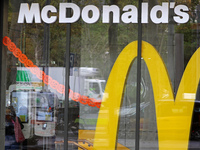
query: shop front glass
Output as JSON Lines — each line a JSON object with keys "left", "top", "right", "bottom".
{"left": 2, "top": 0, "right": 200, "bottom": 150}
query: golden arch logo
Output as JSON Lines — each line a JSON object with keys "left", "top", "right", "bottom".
{"left": 93, "top": 41, "right": 200, "bottom": 150}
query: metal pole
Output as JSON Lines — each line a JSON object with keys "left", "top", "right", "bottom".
{"left": 135, "top": 0, "right": 142, "bottom": 149}
{"left": 167, "top": 0, "right": 175, "bottom": 91}
{"left": 64, "top": 0, "right": 71, "bottom": 149}
{"left": 0, "top": 0, "right": 7, "bottom": 149}
{"left": 43, "top": 0, "right": 50, "bottom": 91}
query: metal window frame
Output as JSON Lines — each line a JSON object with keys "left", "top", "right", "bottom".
{"left": 0, "top": 0, "right": 8, "bottom": 149}
{"left": 136, "top": 0, "right": 143, "bottom": 149}
{"left": 64, "top": 0, "right": 71, "bottom": 149}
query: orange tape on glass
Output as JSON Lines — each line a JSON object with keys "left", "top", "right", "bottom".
{"left": 3, "top": 36, "right": 101, "bottom": 108}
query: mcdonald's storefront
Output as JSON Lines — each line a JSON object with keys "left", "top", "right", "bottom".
{"left": 1, "top": 0, "right": 200, "bottom": 150}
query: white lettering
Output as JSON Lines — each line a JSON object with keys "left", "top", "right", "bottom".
{"left": 41, "top": 5, "right": 57, "bottom": 24}
{"left": 17, "top": 3, "right": 41, "bottom": 23}
{"left": 82, "top": 5, "right": 100, "bottom": 24}
{"left": 17, "top": 2, "right": 189, "bottom": 24}
{"left": 150, "top": 2, "right": 169, "bottom": 24}
{"left": 103, "top": 5, "right": 120, "bottom": 23}
{"left": 121, "top": 5, "right": 137, "bottom": 23}
{"left": 59, "top": 3, "right": 80, "bottom": 23}
{"left": 174, "top": 5, "right": 189, "bottom": 24}
{"left": 170, "top": 2, "right": 175, "bottom": 9}
{"left": 142, "top": 3, "right": 148, "bottom": 23}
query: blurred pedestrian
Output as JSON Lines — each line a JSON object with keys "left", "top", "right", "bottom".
{"left": 5, "top": 106, "right": 24, "bottom": 150}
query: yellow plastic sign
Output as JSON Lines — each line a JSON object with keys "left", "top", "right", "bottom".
{"left": 94, "top": 41, "right": 200, "bottom": 150}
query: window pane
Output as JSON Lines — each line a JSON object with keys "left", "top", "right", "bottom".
{"left": 2, "top": 0, "right": 200, "bottom": 150}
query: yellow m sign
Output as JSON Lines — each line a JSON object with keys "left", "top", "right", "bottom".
{"left": 93, "top": 41, "right": 200, "bottom": 150}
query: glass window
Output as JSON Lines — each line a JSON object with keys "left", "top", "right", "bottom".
{"left": 2, "top": 0, "right": 200, "bottom": 150}
{"left": 89, "top": 82, "right": 100, "bottom": 94}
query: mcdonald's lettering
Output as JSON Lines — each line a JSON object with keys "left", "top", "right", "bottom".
{"left": 17, "top": 3, "right": 189, "bottom": 24}
{"left": 94, "top": 41, "right": 200, "bottom": 150}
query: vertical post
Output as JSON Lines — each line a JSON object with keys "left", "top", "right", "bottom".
{"left": 43, "top": 0, "right": 50, "bottom": 91}
{"left": 64, "top": 0, "right": 71, "bottom": 149}
{"left": 167, "top": 0, "right": 175, "bottom": 90}
{"left": 0, "top": 0, "right": 7, "bottom": 149}
{"left": 135, "top": 0, "right": 142, "bottom": 150}
{"left": 43, "top": 0, "right": 50, "bottom": 68}
{"left": 174, "top": 34, "right": 184, "bottom": 94}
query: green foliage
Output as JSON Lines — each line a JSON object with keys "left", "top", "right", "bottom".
{"left": 176, "top": 23, "right": 197, "bottom": 68}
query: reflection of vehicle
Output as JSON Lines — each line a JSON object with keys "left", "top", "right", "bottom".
{"left": 120, "top": 102, "right": 150, "bottom": 117}
{"left": 190, "top": 124, "right": 200, "bottom": 140}
{"left": 34, "top": 92, "right": 58, "bottom": 137}
{"left": 16, "top": 67, "right": 106, "bottom": 101}
{"left": 9, "top": 90, "right": 31, "bottom": 139}
{"left": 8, "top": 85, "right": 59, "bottom": 139}
{"left": 118, "top": 102, "right": 150, "bottom": 137}
{"left": 83, "top": 79, "right": 105, "bottom": 100}
{"left": 60, "top": 67, "right": 106, "bottom": 101}
{"left": 190, "top": 100, "right": 200, "bottom": 140}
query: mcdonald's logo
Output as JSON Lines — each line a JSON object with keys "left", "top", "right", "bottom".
{"left": 93, "top": 41, "right": 200, "bottom": 150}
